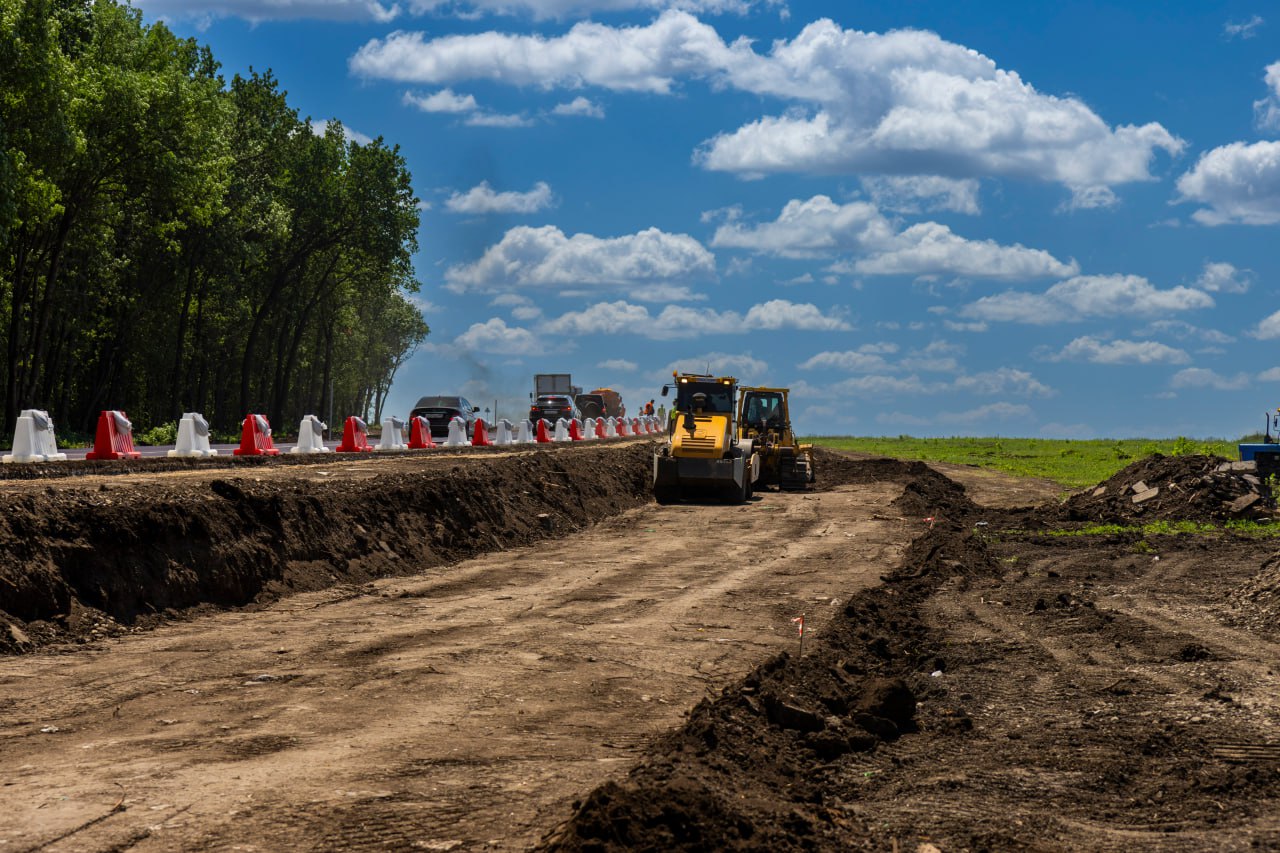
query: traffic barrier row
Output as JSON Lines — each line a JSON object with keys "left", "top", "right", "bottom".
{"left": 2, "top": 410, "right": 665, "bottom": 463}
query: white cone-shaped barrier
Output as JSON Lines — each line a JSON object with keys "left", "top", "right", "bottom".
{"left": 583, "top": 417, "right": 597, "bottom": 440}
{"left": 515, "top": 419, "right": 535, "bottom": 444}
{"left": 604, "top": 417, "right": 619, "bottom": 438}
{"left": 377, "top": 416, "right": 407, "bottom": 451}
{"left": 289, "top": 414, "right": 330, "bottom": 454}
{"left": 168, "top": 412, "right": 217, "bottom": 457}
{"left": 445, "top": 416, "right": 469, "bottom": 446}
{"left": 553, "top": 417, "right": 571, "bottom": 442}
{"left": 495, "top": 419, "right": 514, "bottom": 446}
{"left": 4, "top": 409, "right": 66, "bottom": 463}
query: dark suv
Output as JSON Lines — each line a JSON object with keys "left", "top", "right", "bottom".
{"left": 410, "top": 396, "right": 477, "bottom": 439}
{"left": 528, "top": 394, "right": 578, "bottom": 424}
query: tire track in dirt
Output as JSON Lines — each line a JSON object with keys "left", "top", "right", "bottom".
{"left": 0, "top": 482, "right": 908, "bottom": 852}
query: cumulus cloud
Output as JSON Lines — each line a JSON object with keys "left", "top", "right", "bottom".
{"left": 800, "top": 341, "right": 956, "bottom": 373}
{"left": 1225, "top": 15, "right": 1265, "bottom": 39}
{"left": 540, "top": 299, "right": 849, "bottom": 339}
{"left": 404, "top": 88, "right": 478, "bottom": 113}
{"left": 454, "top": 317, "right": 546, "bottom": 354}
{"left": 351, "top": 12, "right": 1182, "bottom": 195}
{"left": 799, "top": 351, "right": 893, "bottom": 372}
{"left": 1252, "top": 309, "right": 1280, "bottom": 340}
{"left": 598, "top": 358, "right": 637, "bottom": 371}
{"left": 661, "top": 351, "right": 768, "bottom": 380}
{"left": 464, "top": 112, "right": 534, "bottom": 127}
{"left": 137, "top": 0, "right": 399, "bottom": 22}
{"left": 445, "top": 181, "right": 555, "bottom": 214}
{"left": 1175, "top": 140, "right": 1280, "bottom": 225}
{"left": 1135, "top": 319, "right": 1235, "bottom": 345}
{"left": 445, "top": 225, "right": 716, "bottom": 294}
{"left": 1255, "top": 61, "right": 1280, "bottom": 130}
{"left": 711, "top": 195, "right": 1076, "bottom": 279}
{"left": 1044, "top": 336, "right": 1190, "bottom": 365}
{"left": 953, "top": 368, "right": 1053, "bottom": 397}
{"left": 551, "top": 96, "right": 605, "bottom": 118}
{"left": 406, "top": 0, "right": 774, "bottom": 19}
{"left": 962, "top": 274, "right": 1214, "bottom": 324}
{"left": 309, "top": 119, "right": 375, "bottom": 146}
{"left": 1170, "top": 367, "right": 1250, "bottom": 391}
{"left": 1194, "top": 261, "right": 1252, "bottom": 294}
{"left": 860, "top": 175, "right": 980, "bottom": 215}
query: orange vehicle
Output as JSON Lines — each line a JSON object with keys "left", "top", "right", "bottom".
{"left": 577, "top": 387, "right": 625, "bottom": 420}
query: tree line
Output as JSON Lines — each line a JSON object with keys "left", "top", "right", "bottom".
{"left": 0, "top": 0, "right": 428, "bottom": 439}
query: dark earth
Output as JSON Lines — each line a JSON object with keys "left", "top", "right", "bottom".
{"left": 2, "top": 445, "right": 1279, "bottom": 850}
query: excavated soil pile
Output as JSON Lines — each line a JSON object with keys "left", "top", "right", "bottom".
{"left": 0, "top": 444, "right": 656, "bottom": 653}
{"left": 540, "top": 462, "right": 987, "bottom": 851}
{"left": 1057, "top": 453, "right": 1275, "bottom": 523}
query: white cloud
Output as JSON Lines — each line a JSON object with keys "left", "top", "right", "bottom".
{"left": 1195, "top": 261, "right": 1252, "bottom": 294}
{"left": 799, "top": 351, "right": 893, "bottom": 372}
{"left": 444, "top": 225, "right": 716, "bottom": 294}
{"left": 1253, "top": 309, "right": 1280, "bottom": 340}
{"left": 944, "top": 320, "right": 988, "bottom": 332}
{"left": 351, "top": 13, "right": 1182, "bottom": 195}
{"left": 511, "top": 305, "right": 542, "bottom": 320}
{"left": 138, "top": 0, "right": 399, "bottom": 22}
{"left": 598, "top": 358, "right": 637, "bottom": 371}
{"left": 1044, "top": 336, "right": 1190, "bottom": 365}
{"left": 406, "top": 0, "right": 774, "bottom": 19}
{"left": 309, "top": 119, "right": 375, "bottom": 145}
{"left": 1259, "top": 367, "right": 1280, "bottom": 381}
{"left": 1255, "top": 61, "right": 1280, "bottom": 130}
{"left": 711, "top": 195, "right": 1075, "bottom": 279}
{"left": 464, "top": 112, "right": 534, "bottom": 127}
{"left": 454, "top": 317, "right": 546, "bottom": 354}
{"left": 541, "top": 298, "right": 848, "bottom": 339}
{"left": 445, "top": 181, "right": 555, "bottom": 214}
{"left": 1170, "top": 368, "right": 1250, "bottom": 391}
{"left": 551, "top": 96, "right": 605, "bottom": 118}
{"left": 861, "top": 175, "right": 980, "bottom": 215}
{"left": 661, "top": 351, "right": 768, "bottom": 381}
{"left": 404, "top": 88, "right": 478, "bottom": 113}
{"left": 800, "top": 341, "right": 956, "bottom": 373}
{"left": 1135, "top": 319, "right": 1234, "bottom": 345}
{"left": 1175, "top": 140, "right": 1280, "bottom": 225}
{"left": 953, "top": 368, "right": 1053, "bottom": 397}
{"left": 1225, "top": 15, "right": 1265, "bottom": 39}
{"left": 962, "top": 274, "right": 1214, "bottom": 324}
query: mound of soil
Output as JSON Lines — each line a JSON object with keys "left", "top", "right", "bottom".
{"left": 0, "top": 444, "right": 657, "bottom": 653}
{"left": 1058, "top": 454, "right": 1275, "bottom": 524}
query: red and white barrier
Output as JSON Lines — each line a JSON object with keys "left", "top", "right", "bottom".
{"left": 553, "top": 418, "right": 571, "bottom": 442}
{"left": 536, "top": 418, "right": 553, "bottom": 443}
{"left": 445, "top": 416, "right": 469, "bottom": 446}
{"left": 337, "top": 416, "right": 373, "bottom": 453}
{"left": 376, "top": 416, "right": 407, "bottom": 451}
{"left": 169, "top": 412, "right": 217, "bottom": 457}
{"left": 495, "top": 419, "right": 515, "bottom": 446}
{"left": 515, "top": 419, "right": 535, "bottom": 444}
{"left": 4, "top": 409, "right": 66, "bottom": 464}
{"left": 472, "top": 417, "right": 493, "bottom": 447}
{"left": 616, "top": 417, "right": 630, "bottom": 437}
{"left": 569, "top": 418, "right": 585, "bottom": 441}
{"left": 233, "top": 413, "right": 280, "bottom": 457}
{"left": 85, "top": 410, "right": 142, "bottom": 460}
{"left": 409, "top": 415, "right": 437, "bottom": 449}
{"left": 581, "top": 417, "right": 597, "bottom": 440}
{"left": 604, "top": 417, "right": 618, "bottom": 438}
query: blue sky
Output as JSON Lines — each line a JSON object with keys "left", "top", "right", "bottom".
{"left": 136, "top": 0, "right": 1280, "bottom": 438}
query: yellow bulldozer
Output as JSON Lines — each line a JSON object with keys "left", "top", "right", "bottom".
{"left": 652, "top": 372, "right": 760, "bottom": 504}
{"left": 737, "top": 387, "right": 814, "bottom": 490}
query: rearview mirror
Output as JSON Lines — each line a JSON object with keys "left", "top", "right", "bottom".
{"left": 660, "top": 385, "right": 668, "bottom": 397}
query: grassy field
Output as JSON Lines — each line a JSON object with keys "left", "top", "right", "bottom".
{"left": 806, "top": 436, "right": 1242, "bottom": 489}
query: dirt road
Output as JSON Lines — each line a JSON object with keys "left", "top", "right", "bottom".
{"left": 0, "top": 480, "right": 907, "bottom": 851}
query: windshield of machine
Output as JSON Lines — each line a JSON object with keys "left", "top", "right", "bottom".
{"left": 676, "top": 382, "right": 734, "bottom": 413}
{"left": 744, "top": 393, "right": 783, "bottom": 426}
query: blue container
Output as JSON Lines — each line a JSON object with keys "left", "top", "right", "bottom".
{"left": 1238, "top": 443, "right": 1280, "bottom": 462}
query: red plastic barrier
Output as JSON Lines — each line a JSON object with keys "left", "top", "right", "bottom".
{"left": 336, "top": 416, "right": 373, "bottom": 453}
{"left": 409, "top": 415, "right": 436, "bottom": 449}
{"left": 85, "top": 410, "right": 141, "bottom": 460}
{"left": 233, "top": 413, "right": 280, "bottom": 457}
{"left": 569, "top": 419, "right": 584, "bottom": 441}
{"left": 616, "top": 418, "right": 630, "bottom": 437}
{"left": 595, "top": 418, "right": 607, "bottom": 439}
{"left": 472, "top": 417, "right": 492, "bottom": 447}
{"left": 536, "top": 419, "right": 552, "bottom": 443}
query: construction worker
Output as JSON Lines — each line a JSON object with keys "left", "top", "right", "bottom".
{"left": 644, "top": 399, "right": 655, "bottom": 416}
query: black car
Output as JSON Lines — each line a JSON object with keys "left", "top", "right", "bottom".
{"left": 528, "top": 394, "right": 578, "bottom": 424}
{"left": 410, "top": 396, "right": 478, "bottom": 439}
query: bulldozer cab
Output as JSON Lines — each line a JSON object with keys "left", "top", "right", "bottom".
{"left": 741, "top": 390, "right": 787, "bottom": 435}
{"left": 737, "top": 386, "right": 814, "bottom": 490}
{"left": 672, "top": 376, "right": 736, "bottom": 415}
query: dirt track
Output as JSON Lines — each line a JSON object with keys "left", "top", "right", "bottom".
{"left": 5, "top": 447, "right": 1280, "bottom": 851}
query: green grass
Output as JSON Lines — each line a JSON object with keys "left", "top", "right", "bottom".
{"left": 805, "top": 436, "right": 1240, "bottom": 489}
{"left": 1003, "top": 519, "right": 1280, "bottom": 539}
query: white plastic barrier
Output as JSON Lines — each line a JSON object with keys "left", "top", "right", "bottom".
{"left": 445, "top": 416, "right": 468, "bottom": 446}
{"left": 553, "top": 417, "right": 570, "bottom": 442}
{"left": 288, "top": 414, "right": 330, "bottom": 454}
{"left": 168, "top": 412, "right": 217, "bottom": 457}
{"left": 582, "top": 417, "right": 597, "bottom": 440}
{"left": 3, "top": 409, "right": 67, "bottom": 464}
{"left": 604, "top": 416, "right": 618, "bottom": 438}
{"left": 495, "top": 419, "right": 515, "bottom": 446}
{"left": 377, "top": 416, "right": 407, "bottom": 451}
{"left": 515, "top": 419, "right": 535, "bottom": 444}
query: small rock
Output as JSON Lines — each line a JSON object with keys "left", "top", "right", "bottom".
{"left": 8, "top": 623, "right": 30, "bottom": 646}
{"left": 1092, "top": 486, "right": 1106, "bottom": 497}
{"left": 1228, "top": 494, "right": 1261, "bottom": 513}
{"left": 1130, "top": 480, "right": 1149, "bottom": 494}
{"left": 1131, "top": 487, "right": 1159, "bottom": 504}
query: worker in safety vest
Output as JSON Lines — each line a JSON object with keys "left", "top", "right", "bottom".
{"left": 644, "top": 400, "right": 655, "bottom": 416}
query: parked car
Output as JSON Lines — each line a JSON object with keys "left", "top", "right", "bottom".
{"left": 528, "top": 393, "right": 578, "bottom": 424}
{"left": 410, "top": 396, "right": 478, "bottom": 439}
